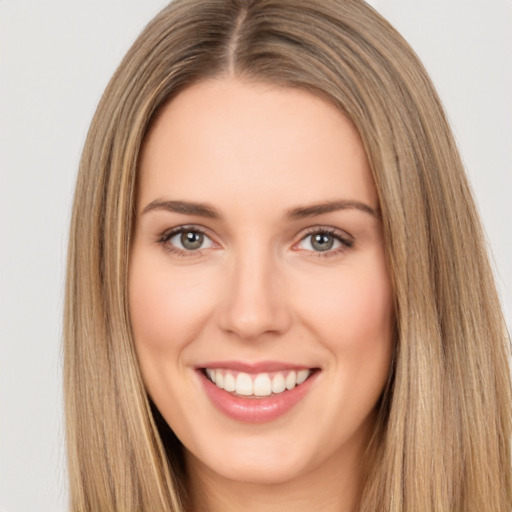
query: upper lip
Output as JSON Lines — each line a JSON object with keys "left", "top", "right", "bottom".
{"left": 197, "top": 360, "right": 316, "bottom": 373}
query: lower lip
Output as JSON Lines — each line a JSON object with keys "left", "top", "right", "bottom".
{"left": 199, "top": 370, "right": 319, "bottom": 423}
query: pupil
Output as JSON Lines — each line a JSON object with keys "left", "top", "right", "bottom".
{"left": 312, "top": 233, "right": 333, "bottom": 251}
{"left": 181, "top": 231, "right": 203, "bottom": 250}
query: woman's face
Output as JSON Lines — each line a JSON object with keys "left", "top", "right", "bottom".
{"left": 129, "top": 78, "right": 394, "bottom": 487}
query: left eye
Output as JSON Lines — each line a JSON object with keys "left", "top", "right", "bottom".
{"left": 167, "top": 229, "right": 215, "bottom": 251}
{"left": 297, "top": 231, "right": 350, "bottom": 252}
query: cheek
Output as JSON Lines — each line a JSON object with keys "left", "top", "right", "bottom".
{"left": 338, "top": 273, "right": 393, "bottom": 343}
{"left": 297, "top": 254, "right": 394, "bottom": 381}
{"left": 302, "top": 259, "right": 392, "bottom": 337}
{"left": 128, "top": 253, "right": 219, "bottom": 360}
{"left": 128, "top": 252, "right": 220, "bottom": 420}
{"left": 297, "top": 258, "right": 394, "bottom": 441}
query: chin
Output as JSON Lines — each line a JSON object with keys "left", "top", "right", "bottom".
{"left": 185, "top": 428, "right": 317, "bottom": 486}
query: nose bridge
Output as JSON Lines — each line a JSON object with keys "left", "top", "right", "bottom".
{"left": 218, "top": 242, "right": 290, "bottom": 339}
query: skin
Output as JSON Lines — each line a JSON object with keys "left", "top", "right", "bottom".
{"left": 129, "top": 77, "right": 394, "bottom": 512}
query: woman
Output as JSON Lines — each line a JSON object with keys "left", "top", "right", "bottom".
{"left": 64, "top": 0, "right": 512, "bottom": 510}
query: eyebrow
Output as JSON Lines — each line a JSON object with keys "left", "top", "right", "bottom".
{"left": 141, "top": 198, "right": 380, "bottom": 220}
{"left": 286, "top": 200, "right": 381, "bottom": 220}
{"left": 142, "top": 199, "right": 221, "bottom": 218}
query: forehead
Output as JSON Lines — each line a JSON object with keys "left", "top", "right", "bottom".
{"left": 137, "top": 78, "right": 377, "bottom": 214}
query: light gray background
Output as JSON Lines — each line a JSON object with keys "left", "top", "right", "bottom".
{"left": 1, "top": 1, "right": 510, "bottom": 511}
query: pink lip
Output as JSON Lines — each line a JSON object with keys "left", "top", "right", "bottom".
{"left": 198, "top": 367, "right": 319, "bottom": 424}
{"left": 198, "top": 360, "right": 311, "bottom": 373}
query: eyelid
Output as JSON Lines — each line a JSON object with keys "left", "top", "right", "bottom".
{"left": 159, "top": 224, "right": 210, "bottom": 241}
{"left": 158, "top": 224, "right": 220, "bottom": 256}
{"left": 293, "top": 226, "right": 354, "bottom": 255}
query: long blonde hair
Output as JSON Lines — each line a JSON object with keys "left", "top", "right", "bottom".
{"left": 64, "top": 0, "right": 512, "bottom": 510}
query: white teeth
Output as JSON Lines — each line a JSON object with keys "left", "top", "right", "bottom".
{"left": 235, "top": 372, "right": 253, "bottom": 396}
{"left": 297, "top": 369, "right": 310, "bottom": 385}
{"left": 271, "top": 373, "right": 286, "bottom": 393}
{"left": 253, "top": 373, "right": 272, "bottom": 396}
{"left": 206, "top": 368, "right": 312, "bottom": 396}
{"left": 223, "top": 372, "right": 236, "bottom": 392}
{"left": 285, "top": 371, "right": 297, "bottom": 390}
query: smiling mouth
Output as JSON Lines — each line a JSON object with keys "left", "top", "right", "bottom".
{"left": 201, "top": 368, "right": 318, "bottom": 398}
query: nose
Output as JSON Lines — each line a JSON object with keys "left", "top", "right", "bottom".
{"left": 217, "top": 248, "right": 292, "bottom": 340}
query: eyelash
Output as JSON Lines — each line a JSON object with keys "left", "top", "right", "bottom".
{"left": 158, "top": 225, "right": 213, "bottom": 258}
{"left": 158, "top": 225, "right": 354, "bottom": 258}
{"left": 296, "top": 227, "right": 354, "bottom": 258}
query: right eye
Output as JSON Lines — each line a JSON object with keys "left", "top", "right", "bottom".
{"left": 160, "top": 226, "right": 215, "bottom": 255}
